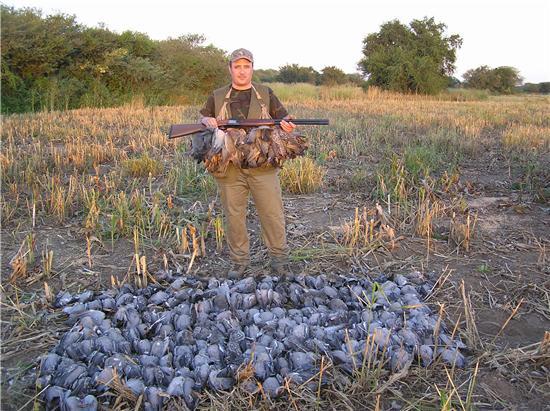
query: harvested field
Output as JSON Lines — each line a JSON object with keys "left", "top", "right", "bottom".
{"left": 1, "top": 86, "right": 549, "bottom": 410}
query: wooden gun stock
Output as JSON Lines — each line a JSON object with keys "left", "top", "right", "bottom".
{"left": 167, "top": 119, "right": 329, "bottom": 139}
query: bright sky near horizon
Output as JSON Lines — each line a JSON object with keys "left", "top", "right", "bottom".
{"left": 6, "top": 0, "right": 550, "bottom": 83}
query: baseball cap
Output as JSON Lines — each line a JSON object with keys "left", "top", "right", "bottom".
{"left": 230, "top": 48, "right": 254, "bottom": 64}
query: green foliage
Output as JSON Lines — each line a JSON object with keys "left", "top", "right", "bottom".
{"left": 166, "top": 152, "right": 216, "bottom": 198}
{"left": 2, "top": 5, "right": 369, "bottom": 113}
{"left": 463, "top": 65, "right": 523, "bottom": 94}
{"left": 358, "top": 17, "right": 462, "bottom": 94}
{"left": 122, "top": 152, "right": 164, "bottom": 177}
{"left": 277, "top": 64, "right": 320, "bottom": 84}
{"left": 345, "top": 73, "right": 367, "bottom": 88}
{"left": 447, "top": 76, "right": 461, "bottom": 88}
{"left": 519, "top": 82, "right": 550, "bottom": 94}
{"left": 492, "top": 66, "right": 523, "bottom": 93}
{"left": 253, "top": 69, "right": 279, "bottom": 83}
{"left": 1, "top": 6, "right": 228, "bottom": 113}
{"left": 268, "top": 82, "right": 367, "bottom": 102}
{"left": 154, "top": 35, "right": 228, "bottom": 104}
{"left": 320, "top": 66, "right": 347, "bottom": 86}
{"left": 119, "top": 31, "right": 156, "bottom": 58}
{"left": 403, "top": 144, "right": 444, "bottom": 179}
{"left": 274, "top": 65, "right": 365, "bottom": 88}
{"left": 1, "top": 6, "right": 84, "bottom": 111}
{"left": 477, "top": 263, "right": 491, "bottom": 273}
{"left": 521, "top": 83, "right": 540, "bottom": 93}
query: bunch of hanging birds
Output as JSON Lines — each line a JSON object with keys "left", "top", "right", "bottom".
{"left": 39, "top": 270, "right": 468, "bottom": 410}
{"left": 190, "top": 127, "right": 308, "bottom": 174}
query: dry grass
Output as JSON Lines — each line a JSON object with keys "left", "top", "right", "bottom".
{"left": 279, "top": 157, "right": 325, "bottom": 194}
{"left": 336, "top": 205, "right": 398, "bottom": 253}
{"left": 503, "top": 124, "right": 550, "bottom": 151}
{"left": 1, "top": 92, "right": 547, "bottom": 239}
{"left": 1, "top": 89, "right": 549, "bottom": 410}
{"left": 121, "top": 152, "right": 164, "bottom": 177}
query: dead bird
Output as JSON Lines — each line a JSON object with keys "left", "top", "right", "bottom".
{"left": 211, "top": 128, "right": 226, "bottom": 153}
{"left": 269, "top": 128, "right": 287, "bottom": 159}
{"left": 63, "top": 395, "right": 98, "bottom": 411}
{"left": 43, "top": 269, "right": 469, "bottom": 409}
{"left": 222, "top": 129, "right": 243, "bottom": 168}
{"left": 390, "top": 347, "right": 412, "bottom": 372}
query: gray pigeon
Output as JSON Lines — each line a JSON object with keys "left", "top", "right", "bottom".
{"left": 63, "top": 395, "right": 98, "bottom": 411}
{"left": 42, "top": 268, "right": 468, "bottom": 408}
{"left": 126, "top": 378, "right": 145, "bottom": 395}
{"left": 40, "top": 352, "right": 62, "bottom": 375}
{"left": 208, "top": 369, "right": 234, "bottom": 391}
{"left": 144, "top": 386, "right": 164, "bottom": 411}
{"left": 418, "top": 344, "right": 434, "bottom": 366}
{"left": 262, "top": 376, "right": 283, "bottom": 398}
{"left": 390, "top": 347, "right": 412, "bottom": 372}
{"left": 438, "top": 348, "right": 466, "bottom": 367}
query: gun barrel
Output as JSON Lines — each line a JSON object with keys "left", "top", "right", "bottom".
{"left": 167, "top": 119, "right": 329, "bottom": 139}
{"left": 284, "top": 119, "right": 329, "bottom": 125}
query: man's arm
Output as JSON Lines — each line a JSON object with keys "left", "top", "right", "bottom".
{"left": 268, "top": 88, "right": 288, "bottom": 119}
{"left": 268, "top": 88, "right": 296, "bottom": 132}
{"left": 199, "top": 94, "right": 218, "bottom": 128}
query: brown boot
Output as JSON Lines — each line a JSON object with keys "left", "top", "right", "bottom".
{"left": 227, "top": 263, "right": 249, "bottom": 280}
{"left": 270, "top": 259, "right": 292, "bottom": 281}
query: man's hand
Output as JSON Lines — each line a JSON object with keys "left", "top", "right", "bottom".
{"left": 201, "top": 116, "right": 218, "bottom": 129}
{"left": 280, "top": 115, "right": 296, "bottom": 133}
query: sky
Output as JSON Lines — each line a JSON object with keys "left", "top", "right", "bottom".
{"left": 6, "top": 0, "right": 550, "bottom": 83}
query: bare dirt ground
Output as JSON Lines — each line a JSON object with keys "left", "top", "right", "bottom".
{"left": 1, "top": 151, "right": 549, "bottom": 410}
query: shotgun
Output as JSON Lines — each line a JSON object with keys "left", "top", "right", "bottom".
{"left": 168, "top": 118, "right": 329, "bottom": 139}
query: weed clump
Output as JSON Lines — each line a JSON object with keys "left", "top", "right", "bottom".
{"left": 122, "top": 152, "right": 163, "bottom": 177}
{"left": 280, "top": 157, "right": 325, "bottom": 194}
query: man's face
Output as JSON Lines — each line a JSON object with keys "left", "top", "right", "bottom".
{"left": 229, "top": 58, "right": 253, "bottom": 88}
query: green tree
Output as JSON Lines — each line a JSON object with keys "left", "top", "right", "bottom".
{"left": 253, "top": 69, "right": 279, "bottom": 83}
{"left": 277, "top": 64, "right": 320, "bottom": 84}
{"left": 155, "top": 35, "right": 228, "bottom": 103}
{"left": 1, "top": 5, "right": 229, "bottom": 112}
{"left": 447, "top": 76, "right": 461, "bottom": 88}
{"left": 492, "top": 66, "right": 523, "bottom": 93}
{"left": 463, "top": 65, "right": 522, "bottom": 94}
{"left": 462, "top": 65, "right": 492, "bottom": 89}
{"left": 119, "top": 30, "right": 156, "bottom": 58}
{"left": 522, "top": 83, "right": 540, "bottom": 93}
{"left": 345, "top": 73, "right": 367, "bottom": 87}
{"left": 320, "top": 66, "right": 347, "bottom": 86}
{"left": 1, "top": 6, "right": 83, "bottom": 111}
{"left": 358, "top": 17, "right": 462, "bottom": 94}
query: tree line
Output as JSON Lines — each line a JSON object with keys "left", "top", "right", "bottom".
{"left": 1, "top": 6, "right": 231, "bottom": 113}
{"left": 1, "top": 6, "right": 364, "bottom": 114}
{"left": 2, "top": 7, "right": 547, "bottom": 114}
{"left": 254, "top": 66, "right": 365, "bottom": 87}
{"left": 259, "top": 18, "right": 546, "bottom": 96}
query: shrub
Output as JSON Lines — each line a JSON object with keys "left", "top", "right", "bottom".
{"left": 121, "top": 152, "right": 163, "bottom": 177}
{"left": 279, "top": 157, "right": 325, "bottom": 194}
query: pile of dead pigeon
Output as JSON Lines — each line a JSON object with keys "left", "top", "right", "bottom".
{"left": 39, "top": 271, "right": 467, "bottom": 410}
{"left": 191, "top": 127, "right": 308, "bottom": 174}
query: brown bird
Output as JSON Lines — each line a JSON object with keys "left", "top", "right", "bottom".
{"left": 203, "top": 127, "right": 309, "bottom": 173}
{"left": 270, "top": 128, "right": 288, "bottom": 159}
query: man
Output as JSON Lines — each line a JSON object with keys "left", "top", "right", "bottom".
{"left": 199, "top": 48, "right": 295, "bottom": 280}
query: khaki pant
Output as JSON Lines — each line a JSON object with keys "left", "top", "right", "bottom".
{"left": 215, "top": 164, "right": 288, "bottom": 265}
